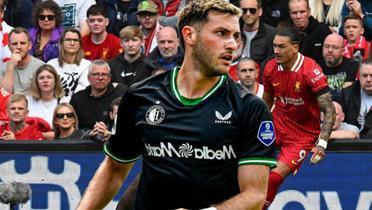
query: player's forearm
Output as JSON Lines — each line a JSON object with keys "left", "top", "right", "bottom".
{"left": 78, "top": 156, "right": 134, "bottom": 210}
{"left": 214, "top": 165, "right": 269, "bottom": 210}
{"left": 317, "top": 92, "right": 336, "bottom": 141}
{"left": 1, "top": 65, "right": 15, "bottom": 93}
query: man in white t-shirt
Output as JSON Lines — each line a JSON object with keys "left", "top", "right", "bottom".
{"left": 0, "top": 27, "right": 44, "bottom": 94}
{"left": 237, "top": 57, "right": 264, "bottom": 98}
{"left": 53, "top": 0, "right": 95, "bottom": 36}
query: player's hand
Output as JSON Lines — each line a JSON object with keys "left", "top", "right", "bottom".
{"left": 0, "top": 130, "right": 16, "bottom": 140}
{"left": 310, "top": 145, "right": 326, "bottom": 164}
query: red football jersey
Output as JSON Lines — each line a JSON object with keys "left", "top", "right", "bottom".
{"left": 263, "top": 53, "right": 329, "bottom": 146}
{"left": 82, "top": 33, "right": 123, "bottom": 61}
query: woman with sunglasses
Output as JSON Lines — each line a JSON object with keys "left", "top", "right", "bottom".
{"left": 28, "top": 0, "right": 63, "bottom": 62}
{"left": 27, "top": 64, "right": 64, "bottom": 138}
{"left": 53, "top": 103, "right": 84, "bottom": 139}
{"left": 48, "top": 28, "right": 91, "bottom": 103}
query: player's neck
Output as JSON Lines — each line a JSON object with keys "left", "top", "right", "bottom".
{"left": 283, "top": 53, "right": 299, "bottom": 70}
{"left": 177, "top": 64, "right": 221, "bottom": 99}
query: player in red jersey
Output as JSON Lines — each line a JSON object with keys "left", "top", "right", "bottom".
{"left": 262, "top": 26, "right": 336, "bottom": 209}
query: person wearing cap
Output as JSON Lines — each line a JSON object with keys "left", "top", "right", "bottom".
{"left": 137, "top": 0, "right": 163, "bottom": 56}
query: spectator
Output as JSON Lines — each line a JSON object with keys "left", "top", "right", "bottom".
{"left": 288, "top": 0, "right": 332, "bottom": 61}
{"left": 237, "top": 57, "right": 264, "bottom": 98}
{"left": 336, "top": 60, "right": 372, "bottom": 138}
{"left": 0, "top": 27, "right": 44, "bottom": 94}
{"left": 48, "top": 28, "right": 91, "bottom": 103}
{"left": 149, "top": 26, "right": 183, "bottom": 75}
{"left": 82, "top": 4, "right": 122, "bottom": 61}
{"left": 343, "top": 14, "right": 370, "bottom": 63}
{"left": 325, "top": 101, "right": 360, "bottom": 139}
{"left": 108, "top": 25, "right": 155, "bottom": 86}
{"left": 240, "top": 0, "right": 275, "bottom": 67}
{"left": 137, "top": 0, "right": 163, "bottom": 56}
{"left": 53, "top": 0, "right": 95, "bottom": 36}
{"left": 70, "top": 59, "right": 126, "bottom": 130}
{"left": 261, "top": 0, "right": 290, "bottom": 27}
{"left": 0, "top": 87, "right": 9, "bottom": 120}
{"left": 29, "top": 0, "right": 64, "bottom": 63}
{"left": 0, "top": 0, "right": 12, "bottom": 64}
{"left": 53, "top": 103, "right": 84, "bottom": 139}
{"left": 341, "top": 0, "right": 372, "bottom": 41}
{"left": 27, "top": 64, "right": 64, "bottom": 128}
{"left": 0, "top": 93, "right": 51, "bottom": 140}
{"left": 320, "top": 33, "right": 359, "bottom": 99}
{"left": 309, "top": 0, "right": 344, "bottom": 33}
{"left": 3, "top": 0, "right": 33, "bottom": 29}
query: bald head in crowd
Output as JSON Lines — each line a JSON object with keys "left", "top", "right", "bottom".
{"left": 322, "top": 33, "right": 344, "bottom": 67}
{"left": 157, "top": 26, "right": 179, "bottom": 61}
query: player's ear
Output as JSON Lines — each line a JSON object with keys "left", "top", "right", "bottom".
{"left": 182, "top": 26, "right": 197, "bottom": 46}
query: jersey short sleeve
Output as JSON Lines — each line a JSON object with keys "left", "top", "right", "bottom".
{"left": 104, "top": 88, "right": 142, "bottom": 163}
{"left": 262, "top": 59, "right": 276, "bottom": 95}
{"left": 237, "top": 93, "right": 277, "bottom": 168}
{"left": 304, "top": 61, "right": 329, "bottom": 94}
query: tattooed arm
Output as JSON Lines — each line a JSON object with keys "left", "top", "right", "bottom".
{"left": 310, "top": 91, "right": 336, "bottom": 164}
{"left": 317, "top": 92, "right": 336, "bottom": 141}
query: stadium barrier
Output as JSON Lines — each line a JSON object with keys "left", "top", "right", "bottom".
{"left": 0, "top": 139, "right": 371, "bottom": 210}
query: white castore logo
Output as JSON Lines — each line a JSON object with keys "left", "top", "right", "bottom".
{"left": 215, "top": 111, "right": 232, "bottom": 124}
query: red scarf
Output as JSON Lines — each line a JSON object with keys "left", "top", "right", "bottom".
{"left": 343, "top": 36, "right": 370, "bottom": 62}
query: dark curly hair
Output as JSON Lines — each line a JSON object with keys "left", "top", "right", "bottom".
{"left": 32, "top": 0, "right": 63, "bottom": 27}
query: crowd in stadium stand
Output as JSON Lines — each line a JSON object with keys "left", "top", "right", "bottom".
{"left": 0, "top": 0, "right": 372, "bottom": 140}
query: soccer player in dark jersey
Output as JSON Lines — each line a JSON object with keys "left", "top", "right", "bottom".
{"left": 78, "top": 0, "right": 276, "bottom": 209}
{"left": 262, "top": 26, "right": 336, "bottom": 209}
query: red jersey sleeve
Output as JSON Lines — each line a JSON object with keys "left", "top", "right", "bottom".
{"left": 263, "top": 59, "right": 276, "bottom": 95}
{"left": 304, "top": 61, "right": 329, "bottom": 94}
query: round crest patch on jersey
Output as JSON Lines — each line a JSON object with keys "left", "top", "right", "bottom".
{"left": 257, "top": 121, "right": 275, "bottom": 146}
{"left": 145, "top": 105, "right": 165, "bottom": 125}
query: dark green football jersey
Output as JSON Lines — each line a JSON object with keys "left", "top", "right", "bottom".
{"left": 105, "top": 68, "right": 276, "bottom": 210}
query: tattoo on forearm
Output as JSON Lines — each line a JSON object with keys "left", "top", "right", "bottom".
{"left": 317, "top": 92, "right": 335, "bottom": 141}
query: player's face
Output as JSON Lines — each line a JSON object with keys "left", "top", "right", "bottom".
{"left": 137, "top": 12, "right": 158, "bottom": 30}
{"left": 38, "top": 9, "right": 56, "bottom": 32}
{"left": 54, "top": 106, "right": 76, "bottom": 130}
{"left": 237, "top": 60, "right": 258, "bottom": 88}
{"left": 273, "top": 35, "right": 299, "bottom": 65}
{"left": 360, "top": 64, "right": 372, "bottom": 95}
{"left": 7, "top": 100, "right": 28, "bottom": 123}
{"left": 240, "top": 0, "right": 262, "bottom": 27}
{"left": 121, "top": 37, "right": 142, "bottom": 57}
{"left": 87, "top": 15, "right": 109, "bottom": 35}
{"left": 62, "top": 32, "right": 81, "bottom": 55}
{"left": 158, "top": 30, "right": 179, "bottom": 59}
{"left": 37, "top": 70, "right": 56, "bottom": 94}
{"left": 289, "top": 0, "right": 310, "bottom": 30}
{"left": 322, "top": 36, "right": 343, "bottom": 67}
{"left": 88, "top": 65, "right": 111, "bottom": 91}
{"left": 8, "top": 32, "right": 32, "bottom": 60}
{"left": 192, "top": 12, "right": 240, "bottom": 76}
{"left": 344, "top": 19, "right": 364, "bottom": 44}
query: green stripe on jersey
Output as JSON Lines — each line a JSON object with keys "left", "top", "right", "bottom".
{"left": 170, "top": 67, "right": 227, "bottom": 106}
{"left": 238, "top": 157, "right": 277, "bottom": 168}
{"left": 104, "top": 144, "right": 141, "bottom": 163}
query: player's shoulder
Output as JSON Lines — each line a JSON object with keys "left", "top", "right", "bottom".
{"left": 264, "top": 58, "right": 278, "bottom": 72}
{"left": 302, "top": 56, "right": 321, "bottom": 70}
{"left": 127, "top": 70, "right": 169, "bottom": 94}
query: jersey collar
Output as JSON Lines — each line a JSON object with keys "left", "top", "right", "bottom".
{"left": 170, "top": 67, "right": 227, "bottom": 106}
{"left": 278, "top": 52, "right": 304, "bottom": 72}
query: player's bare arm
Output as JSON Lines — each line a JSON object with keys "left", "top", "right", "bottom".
{"left": 77, "top": 156, "right": 134, "bottom": 210}
{"left": 213, "top": 165, "right": 270, "bottom": 210}
{"left": 317, "top": 92, "right": 336, "bottom": 141}
{"left": 311, "top": 92, "right": 335, "bottom": 164}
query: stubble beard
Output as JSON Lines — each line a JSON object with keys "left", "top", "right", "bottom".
{"left": 192, "top": 40, "right": 225, "bottom": 77}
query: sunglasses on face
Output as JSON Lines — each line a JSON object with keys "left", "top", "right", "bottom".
{"left": 241, "top": 8, "right": 257, "bottom": 15}
{"left": 38, "top": 15, "right": 55, "bottom": 21}
{"left": 56, "top": 112, "right": 74, "bottom": 119}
